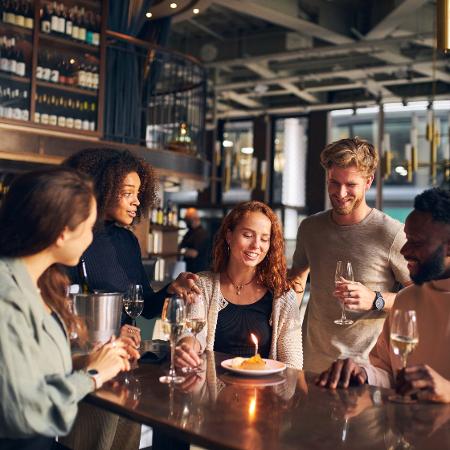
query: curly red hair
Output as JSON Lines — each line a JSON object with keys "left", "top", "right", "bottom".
{"left": 212, "top": 201, "right": 291, "bottom": 299}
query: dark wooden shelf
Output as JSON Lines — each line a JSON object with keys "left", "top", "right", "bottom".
{"left": 36, "top": 80, "right": 98, "bottom": 97}
{"left": 0, "top": 72, "right": 30, "bottom": 84}
{"left": 39, "top": 33, "right": 100, "bottom": 53}
{"left": 0, "top": 21, "right": 33, "bottom": 36}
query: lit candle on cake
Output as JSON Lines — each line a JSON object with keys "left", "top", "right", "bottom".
{"left": 250, "top": 333, "right": 258, "bottom": 356}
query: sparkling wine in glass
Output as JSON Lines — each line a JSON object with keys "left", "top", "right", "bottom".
{"left": 334, "top": 261, "right": 354, "bottom": 326}
{"left": 159, "top": 295, "right": 186, "bottom": 384}
{"left": 388, "top": 309, "right": 419, "bottom": 403}
{"left": 123, "top": 284, "right": 144, "bottom": 326}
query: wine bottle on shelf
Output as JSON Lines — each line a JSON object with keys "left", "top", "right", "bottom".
{"left": 41, "top": 4, "right": 51, "bottom": 34}
{"left": 8, "top": 38, "right": 16, "bottom": 75}
{"left": 24, "top": 1, "right": 33, "bottom": 29}
{"left": 92, "top": 14, "right": 101, "bottom": 46}
{"left": 49, "top": 53, "right": 59, "bottom": 83}
{"left": 89, "top": 101, "right": 96, "bottom": 130}
{"left": 64, "top": 5, "right": 72, "bottom": 37}
{"left": 78, "top": 258, "right": 91, "bottom": 294}
{"left": 4, "top": 0, "right": 15, "bottom": 25}
{"left": 41, "top": 50, "right": 51, "bottom": 81}
{"left": 15, "top": 0, "right": 25, "bottom": 28}
{"left": 50, "top": 1, "right": 59, "bottom": 34}
{"left": 0, "top": 38, "right": 9, "bottom": 73}
{"left": 15, "top": 48, "right": 25, "bottom": 77}
{"left": 85, "top": 11, "right": 94, "bottom": 45}
{"left": 78, "top": 8, "right": 86, "bottom": 42}
{"left": 57, "top": 3, "right": 65, "bottom": 34}
{"left": 71, "top": 7, "right": 79, "bottom": 41}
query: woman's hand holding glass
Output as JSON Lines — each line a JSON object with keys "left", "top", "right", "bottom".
{"left": 86, "top": 337, "right": 137, "bottom": 389}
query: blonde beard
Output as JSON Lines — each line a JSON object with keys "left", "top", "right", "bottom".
{"left": 332, "top": 196, "right": 363, "bottom": 215}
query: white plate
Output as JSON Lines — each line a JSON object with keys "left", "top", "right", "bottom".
{"left": 221, "top": 358, "right": 286, "bottom": 376}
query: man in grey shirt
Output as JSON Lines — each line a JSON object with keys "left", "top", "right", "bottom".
{"left": 290, "top": 137, "right": 410, "bottom": 373}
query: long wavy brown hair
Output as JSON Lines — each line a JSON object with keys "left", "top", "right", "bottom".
{"left": 212, "top": 201, "right": 291, "bottom": 299}
{"left": 0, "top": 168, "right": 93, "bottom": 344}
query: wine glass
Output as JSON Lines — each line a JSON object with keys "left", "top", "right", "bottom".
{"left": 183, "top": 293, "right": 207, "bottom": 373}
{"left": 159, "top": 295, "right": 186, "bottom": 384}
{"left": 123, "top": 284, "right": 144, "bottom": 327}
{"left": 334, "top": 261, "right": 354, "bottom": 326}
{"left": 388, "top": 309, "right": 419, "bottom": 403}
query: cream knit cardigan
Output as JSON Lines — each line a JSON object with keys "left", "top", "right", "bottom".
{"left": 193, "top": 271, "right": 303, "bottom": 369}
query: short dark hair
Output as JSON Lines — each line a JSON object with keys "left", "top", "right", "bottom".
{"left": 64, "top": 148, "right": 158, "bottom": 224}
{"left": 414, "top": 188, "right": 450, "bottom": 225}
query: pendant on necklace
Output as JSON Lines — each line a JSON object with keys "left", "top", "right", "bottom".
{"left": 234, "top": 284, "right": 243, "bottom": 295}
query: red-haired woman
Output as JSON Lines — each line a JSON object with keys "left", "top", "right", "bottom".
{"left": 175, "top": 201, "right": 303, "bottom": 370}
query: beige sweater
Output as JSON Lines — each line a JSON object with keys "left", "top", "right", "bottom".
{"left": 363, "top": 278, "right": 450, "bottom": 387}
{"left": 194, "top": 272, "right": 303, "bottom": 369}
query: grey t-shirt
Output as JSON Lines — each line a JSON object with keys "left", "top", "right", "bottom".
{"left": 292, "top": 209, "right": 410, "bottom": 373}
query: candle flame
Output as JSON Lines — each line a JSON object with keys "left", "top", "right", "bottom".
{"left": 250, "top": 333, "right": 258, "bottom": 345}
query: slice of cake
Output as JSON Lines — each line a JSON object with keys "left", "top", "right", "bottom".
{"left": 239, "top": 354, "right": 266, "bottom": 370}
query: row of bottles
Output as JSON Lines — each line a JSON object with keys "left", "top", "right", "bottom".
{"left": 151, "top": 200, "right": 178, "bottom": 227}
{"left": 34, "top": 92, "right": 96, "bottom": 130}
{"left": 0, "top": 36, "right": 26, "bottom": 76}
{"left": 41, "top": 2, "right": 100, "bottom": 47}
{"left": 0, "top": 85, "right": 28, "bottom": 120}
{"left": 1, "top": 0, "right": 34, "bottom": 29}
{"left": 37, "top": 51, "right": 98, "bottom": 89}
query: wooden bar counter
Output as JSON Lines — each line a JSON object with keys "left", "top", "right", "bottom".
{"left": 85, "top": 351, "right": 450, "bottom": 450}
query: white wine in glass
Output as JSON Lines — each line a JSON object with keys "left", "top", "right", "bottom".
{"left": 388, "top": 309, "right": 419, "bottom": 403}
{"left": 123, "top": 284, "right": 144, "bottom": 326}
{"left": 159, "top": 295, "right": 186, "bottom": 384}
{"left": 334, "top": 260, "right": 354, "bottom": 326}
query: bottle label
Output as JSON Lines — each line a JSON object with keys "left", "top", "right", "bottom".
{"left": 5, "top": 13, "right": 15, "bottom": 24}
{"left": 82, "top": 119, "right": 89, "bottom": 130}
{"left": 92, "top": 32, "right": 100, "bottom": 46}
{"left": 0, "top": 58, "right": 9, "bottom": 72}
{"left": 36, "top": 65, "right": 43, "bottom": 79}
{"left": 72, "top": 25, "right": 79, "bottom": 40}
{"left": 66, "top": 20, "right": 73, "bottom": 35}
{"left": 41, "top": 113, "right": 49, "bottom": 124}
{"left": 49, "top": 115, "right": 57, "bottom": 126}
{"left": 8, "top": 60, "right": 17, "bottom": 74}
{"left": 89, "top": 120, "right": 95, "bottom": 131}
{"left": 50, "top": 69, "right": 59, "bottom": 83}
{"left": 51, "top": 16, "right": 59, "bottom": 33}
{"left": 25, "top": 18, "right": 34, "bottom": 29}
{"left": 21, "top": 109, "right": 29, "bottom": 121}
{"left": 16, "top": 62, "right": 26, "bottom": 77}
{"left": 57, "top": 116, "right": 66, "bottom": 127}
{"left": 58, "top": 17, "right": 65, "bottom": 34}
{"left": 86, "top": 31, "right": 93, "bottom": 45}
{"left": 42, "top": 20, "right": 51, "bottom": 33}
{"left": 74, "top": 119, "right": 82, "bottom": 129}
{"left": 5, "top": 107, "right": 13, "bottom": 119}
{"left": 79, "top": 28, "right": 86, "bottom": 42}
{"left": 13, "top": 107, "right": 21, "bottom": 120}
{"left": 42, "top": 67, "right": 51, "bottom": 81}
{"left": 34, "top": 112, "right": 41, "bottom": 123}
{"left": 66, "top": 117, "right": 74, "bottom": 128}
{"left": 16, "top": 15, "right": 25, "bottom": 27}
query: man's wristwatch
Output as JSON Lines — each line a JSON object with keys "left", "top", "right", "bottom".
{"left": 87, "top": 368, "right": 102, "bottom": 390}
{"left": 372, "top": 291, "right": 385, "bottom": 311}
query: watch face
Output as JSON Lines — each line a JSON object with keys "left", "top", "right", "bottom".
{"left": 375, "top": 296, "right": 385, "bottom": 310}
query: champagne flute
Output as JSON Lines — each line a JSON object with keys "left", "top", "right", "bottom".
{"left": 388, "top": 309, "right": 419, "bottom": 403}
{"left": 183, "top": 293, "right": 207, "bottom": 373}
{"left": 123, "top": 284, "right": 144, "bottom": 327}
{"left": 159, "top": 295, "right": 186, "bottom": 384}
{"left": 334, "top": 261, "right": 354, "bottom": 326}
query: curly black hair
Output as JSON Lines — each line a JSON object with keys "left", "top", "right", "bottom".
{"left": 63, "top": 148, "right": 159, "bottom": 224}
{"left": 414, "top": 187, "right": 450, "bottom": 224}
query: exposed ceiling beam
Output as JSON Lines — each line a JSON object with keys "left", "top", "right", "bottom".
{"left": 214, "top": 93, "right": 450, "bottom": 119}
{"left": 187, "top": 18, "right": 225, "bottom": 41}
{"left": 245, "top": 62, "right": 319, "bottom": 103}
{"left": 215, "top": 59, "right": 448, "bottom": 91}
{"left": 365, "top": 0, "right": 429, "bottom": 40}
{"left": 212, "top": 0, "right": 353, "bottom": 45}
{"left": 223, "top": 91, "right": 262, "bottom": 108}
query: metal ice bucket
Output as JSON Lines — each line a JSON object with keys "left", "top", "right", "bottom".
{"left": 72, "top": 292, "right": 123, "bottom": 347}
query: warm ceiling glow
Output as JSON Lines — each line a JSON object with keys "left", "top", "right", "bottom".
{"left": 193, "top": 8, "right": 199, "bottom": 14}
{"left": 69, "top": 58, "right": 75, "bottom": 64}
{"left": 170, "top": 2, "right": 178, "bottom": 8}
{"left": 145, "top": 12, "right": 152, "bottom": 18}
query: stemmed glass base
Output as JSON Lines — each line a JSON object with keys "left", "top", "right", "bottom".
{"left": 159, "top": 370, "right": 185, "bottom": 384}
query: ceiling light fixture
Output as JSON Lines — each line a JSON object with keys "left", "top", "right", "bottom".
{"left": 170, "top": 2, "right": 178, "bottom": 8}
{"left": 145, "top": 12, "right": 152, "bottom": 18}
{"left": 193, "top": 8, "right": 200, "bottom": 14}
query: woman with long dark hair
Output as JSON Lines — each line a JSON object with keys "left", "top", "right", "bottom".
{"left": 0, "top": 168, "right": 136, "bottom": 450}
{"left": 175, "top": 201, "right": 303, "bottom": 370}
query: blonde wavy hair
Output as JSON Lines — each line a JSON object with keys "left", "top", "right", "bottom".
{"left": 320, "top": 137, "right": 378, "bottom": 178}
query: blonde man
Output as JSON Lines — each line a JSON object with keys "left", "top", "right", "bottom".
{"left": 290, "top": 137, "right": 410, "bottom": 373}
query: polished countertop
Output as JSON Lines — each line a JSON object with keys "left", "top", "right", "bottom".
{"left": 86, "top": 351, "right": 450, "bottom": 450}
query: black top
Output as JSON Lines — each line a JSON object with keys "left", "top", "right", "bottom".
{"left": 67, "top": 222, "right": 167, "bottom": 323}
{"left": 179, "top": 225, "right": 210, "bottom": 273}
{"left": 214, "top": 290, "right": 273, "bottom": 358}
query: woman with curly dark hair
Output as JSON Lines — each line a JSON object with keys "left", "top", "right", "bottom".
{"left": 175, "top": 201, "right": 303, "bottom": 370}
{"left": 63, "top": 148, "right": 199, "bottom": 337}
